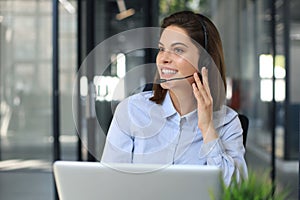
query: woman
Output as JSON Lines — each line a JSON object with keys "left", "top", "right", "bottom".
{"left": 101, "top": 11, "right": 247, "bottom": 185}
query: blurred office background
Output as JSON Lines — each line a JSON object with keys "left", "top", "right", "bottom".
{"left": 0, "top": 0, "right": 299, "bottom": 199}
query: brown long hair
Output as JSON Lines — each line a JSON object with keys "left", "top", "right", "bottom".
{"left": 150, "top": 11, "right": 227, "bottom": 106}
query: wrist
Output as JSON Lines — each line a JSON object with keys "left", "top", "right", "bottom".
{"left": 202, "top": 124, "right": 218, "bottom": 143}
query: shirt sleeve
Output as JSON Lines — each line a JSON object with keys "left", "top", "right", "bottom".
{"left": 101, "top": 99, "right": 134, "bottom": 163}
{"left": 198, "top": 114, "right": 248, "bottom": 186}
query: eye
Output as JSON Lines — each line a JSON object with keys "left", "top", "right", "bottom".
{"left": 158, "top": 46, "right": 164, "bottom": 52}
{"left": 173, "top": 47, "right": 184, "bottom": 54}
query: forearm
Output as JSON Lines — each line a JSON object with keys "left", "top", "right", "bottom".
{"left": 199, "top": 138, "right": 248, "bottom": 185}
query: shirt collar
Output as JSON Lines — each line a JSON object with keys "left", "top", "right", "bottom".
{"left": 181, "top": 109, "right": 198, "bottom": 126}
{"left": 161, "top": 92, "right": 198, "bottom": 126}
{"left": 161, "top": 91, "right": 177, "bottom": 118}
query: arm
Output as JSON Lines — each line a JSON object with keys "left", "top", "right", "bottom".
{"left": 199, "top": 114, "right": 248, "bottom": 185}
{"left": 101, "top": 99, "right": 134, "bottom": 163}
{"left": 192, "top": 67, "right": 218, "bottom": 143}
{"left": 192, "top": 67, "right": 247, "bottom": 185}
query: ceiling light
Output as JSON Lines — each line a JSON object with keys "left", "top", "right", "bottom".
{"left": 116, "top": 0, "right": 135, "bottom": 20}
{"left": 59, "top": 0, "right": 75, "bottom": 14}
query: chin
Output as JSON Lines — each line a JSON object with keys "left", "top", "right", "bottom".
{"left": 161, "top": 80, "right": 193, "bottom": 91}
{"left": 160, "top": 82, "right": 173, "bottom": 90}
{"left": 160, "top": 81, "right": 186, "bottom": 89}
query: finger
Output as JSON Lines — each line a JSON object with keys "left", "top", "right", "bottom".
{"left": 193, "top": 72, "right": 204, "bottom": 91}
{"left": 201, "top": 67, "right": 212, "bottom": 98}
{"left": 194, "top": 70, "right": 209, "bottom": 101}
{"left": 192, "top": 83, "right": 204, "bottom": 103}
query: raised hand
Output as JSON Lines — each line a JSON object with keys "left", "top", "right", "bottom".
{"left": 192, "top": 67, "right": 218, "bottom": 142}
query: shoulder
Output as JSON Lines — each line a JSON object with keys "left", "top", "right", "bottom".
{"left": 214, "top": 105, "right": 239, "bottom": 128}
{"left": 224, "top": 106, "right": 240, "bottom": 126}
{"left": 114, "top": 91, "right": 156, "bottom": 115}
{"left": 214, "top": 105, "right": 244, "bottom": 138}
{"left": 127, "top": 91, "right": 155, "bottom": 107}
{"left": 225, "top": 106, "right": 239, "bottom": 120}
{"left": 129, "top": 91, "right": 155, "bottom": 104}
{"left": 113, "top": 91, "right": 164, "bottom": 129}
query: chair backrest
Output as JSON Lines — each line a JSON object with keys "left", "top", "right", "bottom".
{"left": 238, "top": 114, "right": 249, "bottom": 147}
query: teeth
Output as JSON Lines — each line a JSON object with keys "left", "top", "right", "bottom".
{"left": 162, "top": 69, "right": 177, "bottom": 74}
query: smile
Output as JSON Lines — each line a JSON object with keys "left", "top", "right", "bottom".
{"left": 161, "top": 68, "right": 178, "bottom": 74}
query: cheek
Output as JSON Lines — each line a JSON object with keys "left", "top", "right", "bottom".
{"left": 188, "top": 55, "right": 199, "bottom": 69}
{"left": 156, "top": 56, "right": 161, "bottom": 70}
{"left": 156, "top": 54, "right": 160, "bottom": 64}
{"left": 179, "top": 57, "right": 199, "bottom": 72}
{"left": 156, "top": 53, "right": 166, "bottom": 66}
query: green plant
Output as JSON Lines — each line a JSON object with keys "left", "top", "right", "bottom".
{"left": 210, "top": 170, "right": 289, "bottom": 200}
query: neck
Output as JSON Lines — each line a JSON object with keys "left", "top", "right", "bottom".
{"left": 169, "top": 86, "right": 197, "bottom": 116}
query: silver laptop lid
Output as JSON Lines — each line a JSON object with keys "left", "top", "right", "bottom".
{"left": 53, "top": 161, "right": 221, "bottom": 200}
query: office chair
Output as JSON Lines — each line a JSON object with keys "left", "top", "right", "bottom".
{"left": 238, "top": 114, "right": 249, "bottom": 147}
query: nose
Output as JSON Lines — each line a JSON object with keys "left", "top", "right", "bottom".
{"left": 157, "top": 50, "right": 172, "bottom": 64}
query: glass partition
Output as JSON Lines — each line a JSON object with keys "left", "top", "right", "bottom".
{"left": 0, "top": 0, "right": 77, "bottom": 168}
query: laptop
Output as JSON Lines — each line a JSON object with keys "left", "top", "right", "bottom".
{"left": 53, "top": 161, "right": 221, "bottom": 200}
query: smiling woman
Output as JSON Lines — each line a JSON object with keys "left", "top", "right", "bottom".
{"left": 101, "top": 10, "right": 248, "bottom": 186}
{"left": 156, "top": 25, "right": 200, "bottom": 91}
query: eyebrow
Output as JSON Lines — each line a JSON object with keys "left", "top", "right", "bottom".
{"left": 158, "top": 42, "right": 189, "bottom": 48}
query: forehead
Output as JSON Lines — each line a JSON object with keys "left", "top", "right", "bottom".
{"left": 159, "top": 25, "right": 194, "bottom": 46}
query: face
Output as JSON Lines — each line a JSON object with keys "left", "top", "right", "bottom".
{"left": 156, "top": 25, "right": 199, "bottom": 89}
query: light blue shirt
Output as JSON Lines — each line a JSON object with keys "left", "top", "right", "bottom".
{"left": 101, "top": 91, "right": 248, "bottom": 185}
